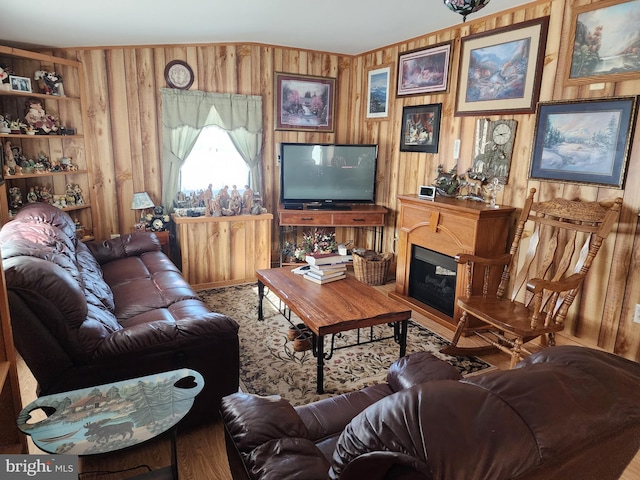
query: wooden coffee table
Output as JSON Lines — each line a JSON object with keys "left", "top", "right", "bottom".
{"left": 256, "top": 267, "right": 412, "bottom": 393}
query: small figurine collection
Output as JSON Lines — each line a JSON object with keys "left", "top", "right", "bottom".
{"left": 0, "top": 62, "right": 70, "bottom": 135}
{"left": 432, "top": 164, "right": 503, "bottom": 207}
{"left": 1, "top": 63, "right": 64, "bottom": 97}
{"left": 0, "top": 99, "right": 67, "bottom": 136}
{"left": 174, "top": 184, "right": 267, "bottom": 217}
{"left": 8, "top": 182, "right": 84, "bottom": 216}
{"left": 2, "top": 140, "right": 78, "bottom": 177}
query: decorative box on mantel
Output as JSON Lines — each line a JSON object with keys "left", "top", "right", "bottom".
{"left": 389, "top": 195, "right": 515, "bottom": 333}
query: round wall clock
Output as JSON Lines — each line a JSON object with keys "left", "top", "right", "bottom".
{"left": 492, "top": 122, "right": 513, "bottom": 145}
{"left": 164, "top": 60, "right": 194, "bottom": 90}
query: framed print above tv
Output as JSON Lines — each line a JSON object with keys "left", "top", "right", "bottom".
{"left": 397, "top": 41, "right": 452, "bottom": 96}
{"left": 455, "top": 17, "right": 549, "bottom": 116}
{"left": 400, "top": 104, "right": 442, "bottom": 153}
{"left": 565, "top": 0, "right": 640, "bottom": 85}
{"left": 366, "top": 64, "right": 393, "bottom": 119}
{"left": 274, "top": 72, "right": 336, "bottom": 132}
{"left": 529, "top": 97, "right": 637, "bottom": 188}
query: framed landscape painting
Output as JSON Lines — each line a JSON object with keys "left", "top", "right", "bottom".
{"left": 455, "top": 17, "right": 549, "bottom": 116}
{"left": 366, "top": 64, "right": 393, "bottom": 119}
{"left": 529, "top": 97, "right": 637, "bottom": 188}
{"left": 400, "top": 104, "right": 442, "bottom": 153}
{"left": 566, "top": 0, "right": 640, "bottom": 85}
{"left": 274, "top": 72, "right": 336, "bottom": 132}
{"left": 397, "top": 42, "right": 452, "bottom": 96}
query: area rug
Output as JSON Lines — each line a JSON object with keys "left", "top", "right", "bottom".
{"left": 199, "top": 283, "right": 493, "bottom": 405}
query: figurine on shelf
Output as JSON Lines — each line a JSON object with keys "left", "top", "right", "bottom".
{"left": 39, "top": 185, "right": 52, "bottom": 204}
{"left": 34, "top": 70, "right": 64, "bottom": 96}
{"left": 0, "top": 115, "right": 9, "bottom": 133}
{"left": 217, "top": 185, "right": 230, "bottom": 209}
{"left": 8, "top": 186, "right": 23, "bottom": 211}
{"left": 242, "top": 184, "right": 253, "bottom": 213}
{"left": 4, "top": 140, "right": 18, "bottom": 176}
{"left": 26, "top": 187, "right": 38, "bottom": 203}
{"left": 59, "top": 156, "right": 76, "bottom": 171}
{"left": 251, "top": 192, "right": 267, "bottom": 215}
{"left": 0, "top": 65, "right": 12, "bottom": 91}
{"left": 24, "top": 99, "right": 59, "bottom": 134}
{"left": 52, "top": 194, "right": 67, "bottom": 209}
{"left": 19, "top": 158, "right": 35, "bottom": 174}
{"left": 433, "top": 164, "right": 461, "bottom": 197}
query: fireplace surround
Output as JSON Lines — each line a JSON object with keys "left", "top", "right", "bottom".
{"left": 390, "top": 195, "right": 515, "bottom": 332}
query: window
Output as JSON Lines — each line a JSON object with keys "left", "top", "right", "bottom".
{"left": 179, "top": 126, "right": 250, "bottom": 195}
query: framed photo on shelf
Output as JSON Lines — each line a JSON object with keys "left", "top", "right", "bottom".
{"left": 565, "top": 0, "right": 640, "bottom": 85}
{"left": 397, "top": 41, "right": 452, "bottom": 96}
{"left": 365, "top": 64, "right": 393, "bottom": 119}
{"left": 529, "top": 97, "right": 637, "bottom": 188}
{"left": 274, "top": 72, "right": 336, "bottom": 132}
{"left": 9, "top": 75, "right": 32, "bottom": 93}
{"left": 399, "top": 103, "right": 442, "bottom": 153}
{"left": 455, "top": 17, "right": 549, "bottom": 116}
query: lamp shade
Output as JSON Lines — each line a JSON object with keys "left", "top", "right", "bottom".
{"left": 131, "top": 192, "right": 155, "bottom": 210}
{"left": 443, "top": 0, "right": 490, "bottom": 22}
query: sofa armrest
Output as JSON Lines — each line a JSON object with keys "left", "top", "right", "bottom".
{"left": 86, "top": 232, "right": 161, "bottom": 264}
{"left": 221, "top": 393, "right": 309, "bottom": 454}
{"left": 386, "top": 352, "right": 461, "bottom": 392}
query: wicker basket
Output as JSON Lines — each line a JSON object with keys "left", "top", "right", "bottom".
{"left": 352, "top": 251, "right": 393, "bottom": 285}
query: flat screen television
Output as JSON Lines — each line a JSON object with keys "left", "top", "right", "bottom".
{"left": 280, "top": 142, "right": 378, "bottom": 209}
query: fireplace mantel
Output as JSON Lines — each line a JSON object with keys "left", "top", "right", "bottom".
{"left": 390, "top": 195, "right": 515, "bottom": 332}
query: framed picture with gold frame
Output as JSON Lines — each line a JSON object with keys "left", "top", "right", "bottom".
{"left": 455, "top": 17, "right": 549, "bottom": 116}
{"left": 565, "top": 0, "right": 640, "bottom": 85}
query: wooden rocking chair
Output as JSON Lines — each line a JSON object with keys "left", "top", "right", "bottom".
{"left": 441, "top": 188, "right": 622, "bottom": 368}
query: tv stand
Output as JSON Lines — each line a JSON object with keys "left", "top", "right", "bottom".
{"left": 278, "top": 204, "right": 387, "bottom": 266}
{"left": 305, "top": 203, "right": 352, "bottom": 211}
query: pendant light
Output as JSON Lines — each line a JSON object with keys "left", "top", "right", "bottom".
{"left": 443, "top": 0, "right": 491, "bottom": 22}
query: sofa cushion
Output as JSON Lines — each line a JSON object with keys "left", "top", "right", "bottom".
{"left": 102, "top": 253, "right": 201, "bottom": 321}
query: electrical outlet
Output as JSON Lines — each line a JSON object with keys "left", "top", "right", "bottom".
{"left": 634, "top": 304, "right": 640, "bottom": 324}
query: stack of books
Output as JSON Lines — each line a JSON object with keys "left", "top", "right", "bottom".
{"left": 302, "top": 253, "right": 350, "bottom": 284}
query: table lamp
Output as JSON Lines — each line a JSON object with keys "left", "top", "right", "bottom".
{"left": 132, "top": 191, "right": 155, "bottom": 230}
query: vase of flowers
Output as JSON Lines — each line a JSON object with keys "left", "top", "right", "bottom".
{"left": 294, "top": 228, "right": 337, "bottom": 261}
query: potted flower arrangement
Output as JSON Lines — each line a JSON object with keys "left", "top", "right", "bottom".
{"left": 294, "top": 228, "right": 337, "bottom": 261}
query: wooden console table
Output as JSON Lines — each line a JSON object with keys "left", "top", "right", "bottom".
{"left": 172, "top": 213, "right": 272, "bottom": 289}
{"left": 389, "top": 195, "right": 514, "bottom": 333}
{"left": 277, "top": 204, "right": 387, "bottom": 265}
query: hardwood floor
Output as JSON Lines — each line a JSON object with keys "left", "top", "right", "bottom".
{"left": 16, "top": 282, "right": 640, "bottom": 479}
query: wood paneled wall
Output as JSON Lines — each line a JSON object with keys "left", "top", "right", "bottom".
{"left": 50, "top": 0, "right": 640, "bottom": 361}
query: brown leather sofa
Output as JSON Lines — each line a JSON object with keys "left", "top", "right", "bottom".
{"left": 221, "top": 346, "right": 640, "bottom": 480}
{"left": 0, "top": 202, "right": 239, "bottom": 425}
